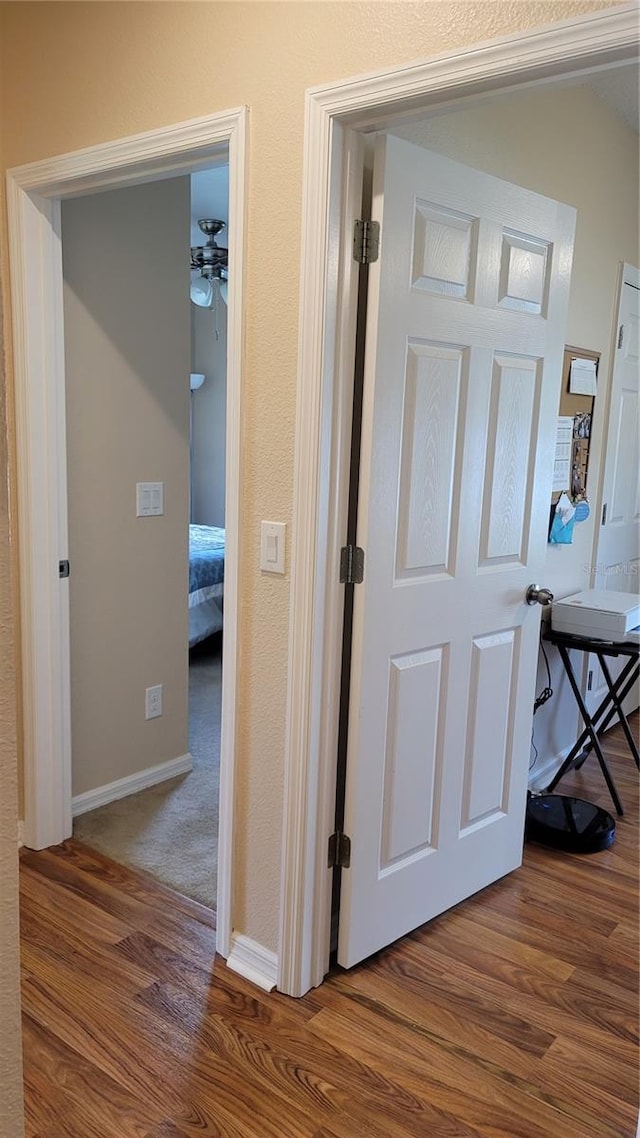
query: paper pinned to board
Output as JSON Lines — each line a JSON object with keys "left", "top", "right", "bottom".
{"left": 553, "top": 416, "right": 573, "bottom": 491}
{"left": 569, "top": 357, "right": 597, "bottom": 396}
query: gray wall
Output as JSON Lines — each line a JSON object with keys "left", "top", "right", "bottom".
{"left": 62, "top": 178, "right": 191, "bottom": 797}
{"left": 191, "top": 300, "right": 227, "bottom": 527}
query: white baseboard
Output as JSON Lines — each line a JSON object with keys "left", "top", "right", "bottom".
{"left": 528, "top": 744, "right": 573, "bottom": 794}
{"left": 17, "top": 820, "right": 24, "bottom": 848}
{"left": 225, "top": 932, "right": 277, "bottom": 992}
{"left": 72, "top": 753, "right": 193, "bottom": 817}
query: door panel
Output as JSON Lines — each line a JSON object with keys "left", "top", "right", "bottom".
{"left": 397, "top": 342, "right": 463, "bottom": 576}
{"left": 338, "top": 135, "right": 576, "bottom": 969}
{"left": 590, "top": 272, "right": 640, "bottom": 714}
{"left": 461, "top": 628, "right": 517, "bottom": 830}
{"left": 480, "top": 353, "right": 541, "bottom": 566}
{"left": 381, "top": 646, "right": 445, "bottom": 867}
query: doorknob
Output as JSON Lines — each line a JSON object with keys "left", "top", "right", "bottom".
{"left": 526, "top": 583, "right": 554, "bottom": 606}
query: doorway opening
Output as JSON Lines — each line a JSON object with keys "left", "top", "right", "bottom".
{"left": 327, "top": 70, "right": 640, "bottom": 961}
{"left": 8, "top": 109, "right": 246, "bottom": 958}
{"left": 66, "top": 164, "right": 230, "bottom": 915}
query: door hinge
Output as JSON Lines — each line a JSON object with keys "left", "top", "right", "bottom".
{"left": 353, "top": 219, "right": 380, "bottom": 265}
{"left": 618, "top": 324, "right": 624, "bottom": 349}
{"left": 58, "top": 559, "right": 70, "bottom": 579}
{"left": 601, "top": 502, "right": 607, "bottom": 526}
{"left": 340, "top": 545, "right": 364, "bottom": 585}
{"left": 328, "top": 831, "right": 351, "bottom": 869}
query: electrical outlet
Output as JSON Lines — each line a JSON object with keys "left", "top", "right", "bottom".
{"left": 145, "top": 684, "right": 163, "bottom": 720}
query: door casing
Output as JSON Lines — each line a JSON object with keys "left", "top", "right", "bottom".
{"left": 6, "top": 107, "right": 248, "bottom": 959}
{"left": 281, "top": 5, "right": 640, "bottom": 997}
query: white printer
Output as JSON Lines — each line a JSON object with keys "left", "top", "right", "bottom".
{"left": 551, "top": 589, "right": 640, "bottom": 642}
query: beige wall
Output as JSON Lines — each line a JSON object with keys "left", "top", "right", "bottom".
{"left": 0, "top": 1, "right": 624, "bottom": 963}
{"left": 393, "top": 81, "right": 639, "bottom": 764}
{"left": 62, "top": 178, "right": 190, "bottom": 796}
{"left": 191, "top": 301, "right": 227, "bottom": 527}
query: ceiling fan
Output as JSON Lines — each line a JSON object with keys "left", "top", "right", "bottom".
{"left": 190, "top": 219, "right": 228, "bottom": 307}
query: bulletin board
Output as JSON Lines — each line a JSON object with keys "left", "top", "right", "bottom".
{"left": 552, "top": 344, "right": 600, "bottom": 504}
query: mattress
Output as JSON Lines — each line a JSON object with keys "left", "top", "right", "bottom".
{"left": 189, "top": 524, "right": 225, "bottom": 646}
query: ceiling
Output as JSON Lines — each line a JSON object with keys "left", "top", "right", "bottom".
{"left": 585, "top": 64, "right": 639, "bottom": 135}
{"left": 190, "top": 165, "right": 229, "bottom": 248}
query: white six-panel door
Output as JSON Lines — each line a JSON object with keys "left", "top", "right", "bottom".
{"left": 596, "top": 270, "right": 640, "bottom": 589}
{"left": 338, "top": 134, "right": 576, "bottom": 969}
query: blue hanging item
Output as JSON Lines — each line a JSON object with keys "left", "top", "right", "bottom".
{"left": 574, "top": 499, "right": 590, "bottom": 523}
{"left": 549, "top": 492, "right": 576, "bottom": 544}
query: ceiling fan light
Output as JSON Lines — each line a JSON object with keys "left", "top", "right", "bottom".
{"left": 190, "top": 275, "right": 214, "bottom": 308}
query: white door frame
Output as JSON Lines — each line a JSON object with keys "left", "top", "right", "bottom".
{"left": 281, "top": 5, "right": 640, "bottom": 997}
{"left": 6, "top": 106, "right": 248, "bottom": 959}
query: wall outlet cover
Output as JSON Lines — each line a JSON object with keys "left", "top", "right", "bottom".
{"left": 145, "top": 684, "right": 163, "bottom": 719}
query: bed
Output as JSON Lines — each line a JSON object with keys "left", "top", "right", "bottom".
{"left": 189, "top": 524, "right": 225, "bottom": 647}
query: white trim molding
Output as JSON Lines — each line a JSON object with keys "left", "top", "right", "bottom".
{"left": 226, "top": 933, "right": 278, "bottom": 993}
{"left": 71, "top": 753, "right": 193, "bottom": 818}
{"left": 6, "top": 106, "right": 248, "bottom": 962}
{"left": 622, "top": 262, "right": 640, "bottom": 290}
{"left": 528, "top": 745, "right": 574, "bottom": 795}
{"left": 17, "top": 821, "right": 24, "bottom": 849}
{"left": 280, "top": 5, "right": 640, "bottom": 996}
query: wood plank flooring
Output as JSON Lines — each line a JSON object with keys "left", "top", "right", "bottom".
{"left": 21, "top": 716, "right": 638, "bottom": 1138}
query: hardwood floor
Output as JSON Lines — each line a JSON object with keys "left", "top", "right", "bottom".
{"left": 21, "top": 717, "right": 638, "bottom": 1138}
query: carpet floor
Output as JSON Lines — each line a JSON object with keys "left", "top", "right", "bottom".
{"left": 73, "top": 635, "right": 221, "bottom": 909}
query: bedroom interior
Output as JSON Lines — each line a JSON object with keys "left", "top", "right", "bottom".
{"left": 72, "top": 165, "right": 230, "bottom": 911}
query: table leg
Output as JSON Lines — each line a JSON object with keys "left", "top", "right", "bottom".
{"left": 546, "top": 643, "right": 624, "bottom": 815}
{"left": 597, "top": 655, "right": 640, "bottom": 767}
{"left": 574, "top": 657, "right": 640, "bottom": 769}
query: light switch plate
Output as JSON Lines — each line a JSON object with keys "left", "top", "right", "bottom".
{"left": 260, "top": 521, "right": 286, "bottom": 574}
{"left": 136, "top": 482, "right": 164, "bottom": 517}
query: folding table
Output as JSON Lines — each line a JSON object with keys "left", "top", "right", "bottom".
{"left": 544, "top": 626, "right": 640, "bottom": 816}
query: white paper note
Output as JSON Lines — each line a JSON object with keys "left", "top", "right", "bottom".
{"left": 553, "top": 416, "right": 573, "bottom": 491}
{"left": 569, "top": 357, "right": 597, "bottom": 396}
